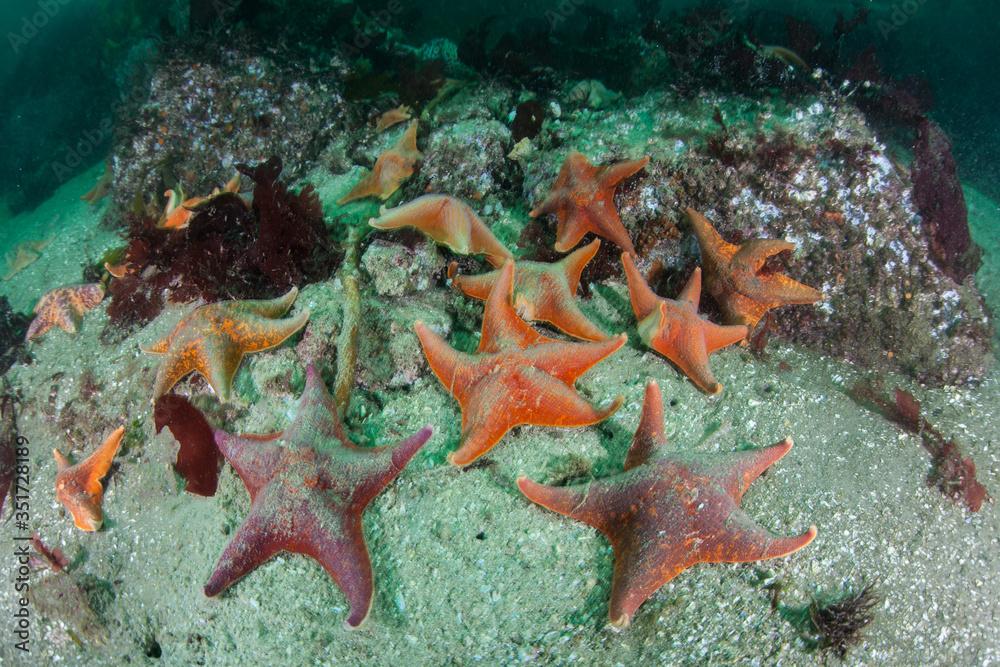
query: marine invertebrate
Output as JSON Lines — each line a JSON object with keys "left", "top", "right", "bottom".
{"left": 415, "top": 262, "right": 625, "bottom": 467}
{"left": 80, "top": 163, "right": 113, "bottom": 205}
{"left": 687, "top": 208, "right": 822, "bottom": 331}
{"left": 779, "top": 581, "right": 881, "bottom": 658}
{"left": 142, "top": 288, "right": 309, "bottom": 403}
{"left": 338, "top": 121, "right": 422, "bottom": 204}
{"left": 448, "top": 239, "right": 608, "bottom": 341}
{"left": 529, "top": 151, "right": 649, "bottom": 257}
{"left": 375, "top": 105, "right": 413, "bottom": 132}
{"left": 53, "top": 426, "right": 124, "bottom": 532}
{"left": 370, "top": 194, "right": 513, "bottom": 268}
{"left": 26, "top": 283, "right": 105, "bottom": 342}
{"left": 205, "top": 365, "right": 432, "bottom": 629}
{"left": 519, "top": 381, "right": 816, "bottom": 628}
{"left": 622, "top": 253, "right": 747, "bottom": 394}
{"left": 3, "top": 238, "right": 51, "bottom": 280}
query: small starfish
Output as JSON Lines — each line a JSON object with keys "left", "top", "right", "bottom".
{"left": 519, "top": 380, "right": 817, "bottom": 628}
{"left": 26, "top": 283, "right": 105, "bottom": 342}
{"left": 687, "top": 208, "right": 823, "bottom": 330}
{"left": 415, "top": 262, "right": 626, "bottom": 467}
{"left": 158, "top": 174, "right": 241, "bottom": 230}
{"left": 529, "top": 151, "right": 650, "bottom": 257}
{"left": 142, "top": 288, "right": 309, "bottom": 402}
{"left": 54, "top": 426, "right": 124, "bottom": 532}
{"left": 339, "top": 121, "right": 422, "bottom": 204}
{"left": 3, "top": 237, "right": 52, "bottom": 280}
{"left": 375, "top": 104, "right": 413, "bottom": 132}
{"left": 205, "top": 365, "right": 432, "bottom": 628}
{"left": 622, "top": 253, "right": 747, "bottom": 394}
{"left": 370, "top": 194, "right": 513, "bottom": 268}
{"left": 81, "top": 163, "right": 113, "bottom": 205}
{"left": 448, "top": 239, "right": 608, "bottom": 341}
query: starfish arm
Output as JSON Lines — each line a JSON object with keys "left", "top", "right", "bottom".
{"left": 702, "top": 319, "right": 749, "bottom": 353}
{"left": 199, "top": 339, "right": 245, "bottom": 402}
{"left": 413, "top": 321, "right": 477, "bottom": 403}
{"left": 213, "top": 431, "right": 286, "bottom": 500}
{"left": 597, "top": 156, "right": 650, "bottom": 188}
{"left": 226, "top": 309, "right": 310, "bottom": 353}
{"left": 517, "top": 473, "right": 641, "bottom": 536}
{"left": 150, "top": 341, "right": 203, "bottom": 400}
{"left": 203, "top": 493, "right": 286, "bottom": 597}
{"left": 468, "top": 216, "right": 514, "bottom": 268}
{"left": 528, "top": 192, "right": 559, "bottom": 219}
{"left": 686, "top": 208, "right": 738, "bottom": 266}
{"left": 448, "top": 264, "right": 496, "bottom": 301}
{"left": 756, "top": 272, "right": 824, "bottom": 306}
{"left": 621, "top": 252, "right": 661, "bottom": 321}
{"left": 560, "top": 238, "right": 601, "bottom": 293}
{"left": 553, "top": 210, "right": 594, "bottom": 253}
{"left": 395, "top": 120, "right": 421, "bottom": 157}
{"left": 606, "top": 537, "right": 687, "bottom": 629}
{"left": 537, "top": 290, "right": 608, "bottom": 342}
{"left": 25, "top": 314, "right": 55, "bottom": 341}
{"left": 718, "top": 291, "right": 771, "bottom": 329}
{"left": 78, "top": 426, "right": 125, "bottom": 498}
{"left": 478, "top": 262, "right": 556, "bottom": 352}
{"left": 280, "top": 365, "right": 352, "bottom": 445}
{"left": 141, "top": 334, "right": 172, "bottom": 355}
{"left": 733, "top": 239, "right": 796, "bottom": 272}
{"left": 296, "top": 512, "right": 375, "bottom": 629}
{"left": 521, "top": 334, "right": 627, "bottom": 385}
{"left": 701, "top": 507, "right": 817, "bottom": 564}
{"left": 624, "top": 381, "right": 667, "bottom": 470}
{"left": 704, "top": 437, "right": 795, "bottom": 503}
{"left": 337, "top": 171, "right": 382, "bottom": 205}
{"left": 350, "top": 426, "right": 433, "bottom": 508}
{"left": 677, "top": 268, "right": 702, "bottom": 309}
{"left": 595, "top": 201, "right": 637, "bottom": 257}
{"left": 52, "top": 306, "right": 79, "bottom": 334}
{"left": 237, "top": 287, "right": 299, "bottom": 318}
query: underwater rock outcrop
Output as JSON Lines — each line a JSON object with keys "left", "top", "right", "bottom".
{"left": 111, "top": 48, "right": 351, "bottom": 214}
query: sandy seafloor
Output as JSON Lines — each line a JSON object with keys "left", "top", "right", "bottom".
{"left": 0, "top": 164, "right": 998, "bottom": 666}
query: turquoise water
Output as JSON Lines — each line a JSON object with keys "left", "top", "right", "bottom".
{"left": 1, "top": 2, "right": 998, "bottom": 665}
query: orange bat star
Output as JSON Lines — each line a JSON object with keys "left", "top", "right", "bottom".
{"left": 519, "top": 380, "right": 817, "bottom": 628}
{"left": 370, "top": 194, "right": 513, "bottom": 268}
{"left": 54, "top": 426, "right": 125, "bottom": 531}
{"left": 26, "top": 283, "right": 105, "bottom": 342}
{"left": 339, "top": 121, "right": 422, "bottom": 204}
{"left": 622, "top": 253, "right": 747, "bottom": 394}
{"left": 687, "top": 208, "right": 823, "bottom": 330}
{"left": 448, "top": 238, "right": 607, "bottom": 340}
{"left": 415, "top": 262, "right": 625, "bottom": 466}
{"left": 158, "top": 173, "right": 241, "bottom": 230}
{"left": 529, "top": 151, "right": 650, "bottom": 257}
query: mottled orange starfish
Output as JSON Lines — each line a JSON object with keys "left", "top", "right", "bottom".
{"left": 207, "top": 365, "right": 431, "bottom": 628}
{"left": 529, "top": 151, "right": 650, "bottom": 257}
{"left": 448, "top": 239, "right": 608, "bottom": 341}
{"left": 54, "top": 426, "right": 124, "bottom": 532}
{"left": 415, "top": 262, "right": 625, "bottom": 467}
{"left": 26, "top": 283, "right": 105, "bottom": 342}
{"left": 519, "top": 380, "right": 817, "bottom": 628}
{"left": 339, "top": 121, "right": 422, "bottom": 204}
{"left": 370, "top": 194, "right": 513, "bottom": 268}
{"left": 622, "top": 253, "right": 747, "bottom": 394}
{"left": 687, "top": 208, "right": 823, "bottom": 330}
{"left": 142, "top": 288, "right": 309, "bottom": 402}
